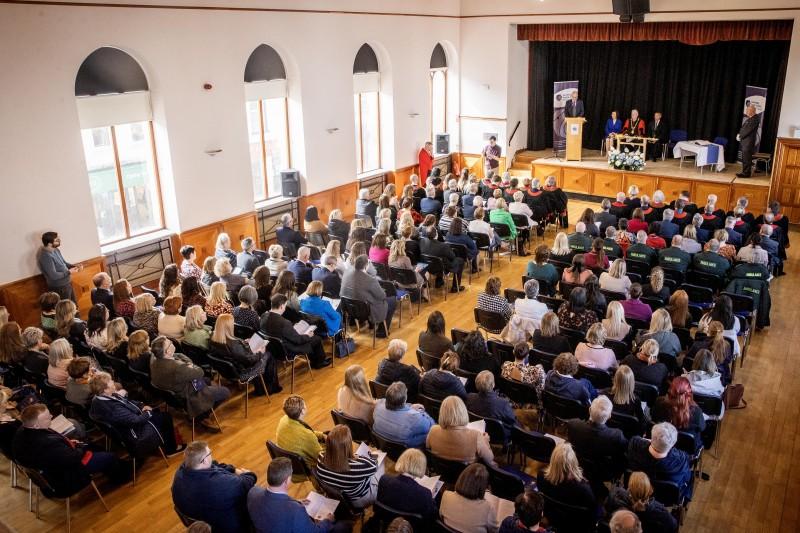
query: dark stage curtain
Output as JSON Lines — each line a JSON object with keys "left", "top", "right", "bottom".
{"left": 527, "top": 40, "right": 788, "bottom": 161}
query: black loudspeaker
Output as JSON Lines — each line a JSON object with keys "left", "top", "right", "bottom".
{"left": 281, "top": 169, "right": 300, "bottom": 197}
{"left": 435, "top": 134, "right": 450, "bottom": 155}
{"left": 612, "top": 0, "right": 649, "bottom": 22}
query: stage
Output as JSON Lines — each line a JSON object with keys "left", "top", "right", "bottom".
{"left": 508, "top": 149, "right": 771, "bottom": 213}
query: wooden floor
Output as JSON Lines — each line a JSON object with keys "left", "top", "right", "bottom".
{"left": 1, "top": 200, "right": 798, "bottom": 533}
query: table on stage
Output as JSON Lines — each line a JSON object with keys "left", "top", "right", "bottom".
{"left": 613, "top": 135, "right": 658, "bottom": 159}
{"left": 673, "top": 140, "right": 726, "bottom": 173}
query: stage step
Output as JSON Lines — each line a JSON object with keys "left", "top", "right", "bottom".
{"left": 514, "top": 150, "right": 538, "bottom": 164}
{"left": 508, "top": 167, "right": 531, "bottom": 178}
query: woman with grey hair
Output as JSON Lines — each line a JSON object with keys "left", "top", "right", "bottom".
{"left": 514, "top": 279, "right": 548, "bottom": 327}
{"left": 627, "top": 422, "right": 693, "bottom": 499}
{"left": 232, "top": 285, "right": 260, "bottom": 331}
{"left": 215, "top": 232, "right": 237, "bottom": 267}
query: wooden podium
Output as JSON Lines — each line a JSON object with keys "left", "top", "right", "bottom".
{"left": 565, "top": 117, "right": 586, "bottom": 161}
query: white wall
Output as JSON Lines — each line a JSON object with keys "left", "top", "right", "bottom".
{"left": 0, "top": 1, "right": 460, "bottom": 283}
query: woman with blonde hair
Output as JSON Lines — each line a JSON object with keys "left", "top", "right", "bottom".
{"left": 55, "top": 299, "right": 86, "bottom": 341}
{"left": 713, "top": 229, "right": 736, "bottom": 261}
{"left": 299, "top": 281, "right": 341, "bottom": 333}
{"left": 666, "top": 289, "right": 690, "bottom": 329}
{"left": 105, "top": 317, "right": 129, "bottom": 359}
{"left": 642, "top": 266, "right": 669, "bottom": 303}
{"left": 204, "top": 281, "right": 234, "bottom": 318}
{"left": 337, "top": 364, "right": 376, "bottom": 424}
{"left": 201, "top": 256, "right": 219, "bottom": 288}
{"left": 158, "top": 295, "right": 185, "bottom": 340}
{"left": 575, "top": 323, "right": 617, "bottom": 371}
{"left": 112, "top": 279, "right": 135, "bottom": 319}
{"left": 316, "top": 424, "right": 380, "bottom": 507}
{"left": 606, "top": 472, "right": 677, "bottom": 532}
{"left": 320, "top": 239, "right": 346, "bottom": 273}
{"left": 209, "top": 313, "right": 271, "bottom": 394}
{"left": 376, "top": 448, "right": 436, "bottom": 520}
{"left": 214, "top": 257, "right": 249, "bottom": 294}
{"left": 537, "top": 442, "right": 595, "bottom": 511}
{"left": 638, "top": 308, "right": 681, "bottom": 358}
{"left": 426, "top": 395, "right": 494, "bottom": 464}
{"left": 532, "top": 311, "right": 571, "bottom": 354}
{"left": 214, "top": 232, "right": 237, "bottom": 266}
{"left": 47, "top": 338, "right": 74, "bottom": 388}
{"left": 265, "top": 244, "right": 288, "bottom": 277}
{"left": 328, "top": 208, "right": 350, "bottom": 243}
{"left": 388, "top": 239, "right": 429, "bottom": 301}
{"left": 604, "top": 364, "right": 648, "bottom": 429}
{"left": 133, "top": 293, "right": 160, "bottom": 337}
{"left": 599, "top": 258, "right": 631, "bottom": 296}
{"left": 550, "top": 232, "right": 572, "bottom": 261}
{"left": 602, "top": 300, "right": 631, "bottom": 341}
{"left": 127, "top": 330, "right": 153, "bottom": 373}
{"left": 685, "top": 348, "right": 725, "bottom": 402}
{"left": 183, "top": 305, "right": 212, "bottom": 349}
{"left": 0, "top": 307, "right": 8, "bottom": 330}
{"left": 346, "top": 242, "right": 378, "bottom": 277}
{"left": 687, "top": 320, "right": 733, "bottom": 385}
{"left": 396, "top": 212, "right": 418, "bottom": 240}
{"left": 621, "top": 339, "right": 669, "bottom": 391}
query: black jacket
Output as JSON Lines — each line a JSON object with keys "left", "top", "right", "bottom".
{"left": 566, "top": 419, "right": 628, "bottom": 469}
{"left": 465, "top": 391, "right": 517, "bottom": 440}
{"left": 91, "top": 288, "right": 115, "bottom": 316}
{"left": 420, "top": 237, "right": 461, "bottom": 273}
{"left": 260, "top": 311, "right": 313, "bottom": 355}
{"left": 376, "top": 358, "right": 421, "bottom": 399}
{"left": 312, "top": 268, "right": 341, "bottom": 297}
{"left": 377, "top": 474, "right": 437, "bottom": 521}
{"left": 12, "top": 426, "right": 92, "bottom": 495}
{"left": 419, "top": 369, "right": 467, "bottom": 400}
{"left": 89, "top": 394, "right": 163, "bottom": 456}
{"left": 209, "top": 339, "right": 261, "bottom": 374}
{"left": 328, "top": 220, "right": 350, "bottom": 243}
{"left": 738, "top": 114, "right": 760, "bottom": 150}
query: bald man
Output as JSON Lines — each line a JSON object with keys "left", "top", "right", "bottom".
{"left": 736, "top": 104, "right": 760, "bottom": 178}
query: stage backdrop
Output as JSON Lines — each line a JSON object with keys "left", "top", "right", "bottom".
{"left": 527, "top": 40, "right": 789, "bottom": 162}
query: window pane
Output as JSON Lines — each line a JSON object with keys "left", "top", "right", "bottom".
{"left": 360, "top": 92, "right": 380, "bottom": 173}
{"left": 262, "top": 98, "right": 290, "bottom": 198}
{"left": 246, "top": 101, "right": 266, "bottom": 200}
{"left": 431, "top": 70, "right": 446, "bottom": 137}
{"left": 114, "top": 122, "right": 162, "bottom": 237}
{"left": 81, "top": 127, "right": 126, "bottom": 243}
{"left": 353, "top": 93, "right": 363, "bottom": 174}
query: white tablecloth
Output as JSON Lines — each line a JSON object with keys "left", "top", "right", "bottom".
{"left": 673, "top": 141, "right": 725, "bottom": 172}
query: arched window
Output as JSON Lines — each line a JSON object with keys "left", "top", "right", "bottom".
{"left": 244, "top": 44, "right": 290, "bottom": 200}
{"left": 75, "top": 47, "right": 163, "bottom": 245}
{"left": 353, "top": 44, "right": 381, "bottom": 174}
{"left": 430, "top": 43, "right": 448, "bottom": 141}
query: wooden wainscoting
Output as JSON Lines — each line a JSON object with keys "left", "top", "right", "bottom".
{"left": 176, "top": 212, "right": 258, "bottom": 264}
{"left": 0, "top": 256, "right": 105, "bottom": 328}
{"left": 693, "top": 181, "right": 731, "bottom": 212}
{"left": 458, "top": 153, "right": 507, "bottom": 179}
{"left": 531, "top": 164, "right": 563, "bottom": 186}
{"left": 623, "top": 173, "right": 658, "bottom": 199}
{"left": 299, "top": 182, "right": 359, "bottom": 229}
{"left": 388, "top": 164, "right": 417, "bottom": 193}
{"left": 732, "top": 183, "right": 770, "bottom": 215}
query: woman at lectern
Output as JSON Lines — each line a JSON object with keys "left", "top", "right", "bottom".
{"left": 605, "top": 110, "right": 623, "bottom": 152}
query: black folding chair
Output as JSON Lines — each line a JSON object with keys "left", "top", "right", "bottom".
{"left": 487, "top": 339, "right": 515, "bottom": 365}
{"left": 379, "top": 279, "right": 410, "bottom": 327}
{"left": 510, "top": 425, "right": 556, "bottom": 465}
{"left": 331, "top": 409, "right": 372, "bottom": 444}
{"left": 421, "top": 254, "right": 454, "bottom": 301}
{"left": 340, "top": 296, "right": 386, "bottom": 349}
{"left": 474, "top": 308, "right": 508, "bottom": 336}
{"left": 626, "top": 259, "right": 652, "bottom": 279}
{"left": 575, "top": 366, "right": 613, "bottom": 390}
{"left": 604, "top": 338, "right": 631, "bottom": 360}
{"left": 542, "top": 391, "right": 588, "bottom": 429}
{"left": 634, "top": 381, "right": 660, "bottom": 406}
{"left": 559, "top": 280, "right": 580, "bottom": 299}
{"left": 370, "top": 430, "right": 409, "bottom": 462}
{"left": 600, "top": 289, "right": 626, "bottom": 302}
{"left": 206, "top": 353, "right": 269, "bottom": 417}
{"left": 529, "top": 348, "right": 558, "bottom": 371}
{"left": 486, "top": 461, "right": 525, "bottom": 501}
{"left": 416, "top": 349, "right": 441, "bottom": 371}
{"left": 233, "top": 323, "right": 256, "bottom": 340}
{"left": 448, "top": 243, "right": 473, "bottom": 285}
{"left": 607, "top": 411, "right": 643, "bottom": 439}
{"left": 389, "top": 266, "right": 425, "bottom": 315}
{"left": 264, "top": 335, "right": 313, "bottom": 394}
{"left": 679, "top": 283, "right": 715, "bottom": 308}
{"left": 371, "top": 261, "right": 391, "bottom": 280}
{"left": 450, "top": 328, "right": 470, "bottom": 347}
{"left": 91, "top": 415, "right": 169, "bottom": 485}
{"left": 490, "top": 223, "right": 516, "bottom": 260}
{"left": 537, "top": 295, "right": 563, "bottom": 311}
{"left": 641, "top": 296, "right": 666, "bottom": 311}
{"left": 424, "top": 450, "right": 470, "bottom": 486}
{"left": 372, "top": 501, "right": 423, "bottom": 532}
{"left": 469, "top": 231, "right": 494, "bottom": 273}
{"left": 418, "top": 393, "right": 442, "bottom": 421}
{"left": 266, "top": 440, "right": 313, "bottom": 481}
{"left": 694, "top": 392, "right": 725, "bottom": 451}
{"left": 559, "top": 326, "right": 586, "bottom": 351}
{"left": 504, "top": 288, "right": 525, "bottom": 305}
{"left": 541, "top": 493, "right": 597, "bottom": 533}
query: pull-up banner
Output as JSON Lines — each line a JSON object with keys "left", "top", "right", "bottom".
{"left": 553, "top": 80, "right": 579, "bottom": 152}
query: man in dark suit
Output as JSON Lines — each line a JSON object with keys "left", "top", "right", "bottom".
{"left": 311, "top": 256, "right": 341, "bottom": 297}
{"left": 275, "top": 214, "right": 307, "bottom": 258}
{"left": 13, "top": 404, "right": 123, "bottom": 495}
{"left": 564, "top": 90, "right": 585, "bottom": 118}
{"left": 419, "top": 227, "right": 465, "bottom": 292}
{"left": 647, "top": 112, "right": 669, "bottom": 162}
{"left": 566, "top": 396, "right": 628, "bottom": 480}
{"left": 260, "top": 294, "right": 330, "bottom": 368}
{"left": 594, "top": 199, "right": 618, "bottom": 235}
{"left": 236, "top": 237, "right": 262, "bottom": 277}
{"left": 90, "top": 272, "right": 115, "bottom": 316}
{"left": 419, "top": 186, "right": 442, "bottom": 217}
{"left": 737, "top": 104, "right": 760, "bottom": 178}
{"left": 287, "top": 246, "right": 314, "bottom": 284}
{"left": 340, "top": 255, "right": 395, "bottom": 337}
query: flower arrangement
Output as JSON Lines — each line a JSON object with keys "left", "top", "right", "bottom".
{"left": 608, "top": 148, "right": 646, "bottom": 171}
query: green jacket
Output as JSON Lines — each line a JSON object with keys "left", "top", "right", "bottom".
{"left": 489, "top": 209, "right": 517, "bottom": 239}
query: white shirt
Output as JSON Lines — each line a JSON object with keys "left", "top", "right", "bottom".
{"left": 514, "top": 298, "right": 548, "bottom": 328}
{"left": 681, "top": 238, "right": 702, "bottom": 254}
{"left": 509, "top": 201, "right": 535, "bottom": 227}
{"left": 468, "top": 219, "right": 496, "bottom": 240}
{"left": 599, "top": 272, "right": 632, "bottom": 296}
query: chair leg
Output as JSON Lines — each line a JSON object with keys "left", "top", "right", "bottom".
{"left": 65, "top": 495, "right": 70, "bottom": 533}
{"left": 35, "top": 485, "right": 40, "bottom": 519}
{"left": 372, "top": 325, "right": 377, "bottom": 349}
{"left": 90, "top": 480, "right": 110, "bottom": 512}
{"left": 159, "top": 447, "right": 169, "bottom": 467}
{"left": 210, "top": 408, "right": 223, "bottom": 432}
{"left": 191, "top": 418, "right": 195, "bottom": 441}
{"left": 28, "top": 478, "right": 32, "bottom": 512}
{"left": 258, "top": 374, "right": 270, "bottom": 403}
{"left": 244, "top": 383, "right": 249, "bottom": 418}
{"left": 305, "top": 356, "right": 314, "bottom": 381}
{"left": 132, "top": 457, "right": 136, "bottom": 486}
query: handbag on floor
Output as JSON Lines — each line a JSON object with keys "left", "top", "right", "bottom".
{"left": 723, "top": 383, "right": 746, "bottom": 409}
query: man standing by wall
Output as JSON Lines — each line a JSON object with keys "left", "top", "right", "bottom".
{"left": 418, "top": 141, "right": 434, "bottom": 187}
{"left": 483, "top": 136, "right": 501, "bottom": 179}
{"left": 37, "top": 231, "right": 82, "bottom": 303}
{"left": 736, "top": 104, "right": 760, "bottom": 178}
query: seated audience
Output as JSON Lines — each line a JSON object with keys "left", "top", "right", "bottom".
{"left": 183, "top": 306, "right": 212, "bottom": 350}
{"left": 181, "top": 276, "right": 207, "bottom": 311}
{"left": 622, "top": 339, "right": 669, "bottom": 392}
{"left": 501, "top": 342, "right": 546, "bottom": 399}
{"left": 605, "top": 472, "right": 678, "bottom": 533}
{"left": 568, "top": 222, "right": 593, "bottom": 253}
{"left": 215, "top": 257, "right": 250, "bottom": 295}
{"left": 658, "top": 235, "right": 691, "bottom": 273}
{"left": 499, "top": 490, "right": 547, "bottom": 533}
{"left": 235, "top": 238, "right": 261, "bottom": 278}
{"left": 515, "top": 279, "right": 548, "bottom": 328}
{"left": 680, "top": 224, "right": 703, "bottom": 254}
{"left": 232, "top": 285, "right": 261, "bottom": 331}
{"left": 465, "top": 370, "right": 517, "bottom": 440}
{"left": 113, "top": 279, "right": 136, "bottom": 320}
{"left": 584, "top": 276, "right": 607, "bottom": 320}
{"left": 556, "top": 287, "right": 598, "bottom": 332}
{"left": 65, "top": 357, "right": 94, "bottom": 407}
{"left": 316, "top": 424, "right": 380, "bottom": 508}
{"left": 39, "top": 292, "right": 60, "bottom": 333}
{"left": 627, "top": 231, "right": 657, "bottom": 266}
{"left": 419, "top": 351, "right": 467, "bottom": 401}
{"left": 428, "top": 396, "right": 493, "bottom": 464}
{"left": 337, "top": 365, "right": 376, "bottom": 424}
{"left": 215, "top": 233, "right": 238, "bottom": 267}
{"left": 642, "top": 266, "right": 670, "bottom": 304}
{"left": 375, "top": 338, "right": 421, "bottom": 398}
{"left": 602, "top": 300, "right": 631, "bottom": 342}
{"left": 526, "top": 244, "right": 559, "bottom": 293}
{"left": 666, "top": 290, "right": 691, "bottom": 330}
{"left": 91, "top": 272, "right": 114, "bottom": 313}
{"left": 272, "top": 270, "right": 301, "bottom": 317}
{"left": 158, "top": 295, "right": 185, "bottom": 340}
{"left": 328, "top": 209, "right": 350, "bottom": 244}
{"left": 172, "top": 440, "right": 256, "bottom": 533}
{"left": 313, "top": 256, "right": 343, "bottom": 298}
{"left": 159, "top": 263, "right": 183, "bottom": 299}
{"left": 56, "top": 299, "right": 87, "bottom": 343}
{"left": 536, "top": 442, "right": 595, "bottom": 516}
{"left": 418, "top": 310, "right": 453, "bottom": 358}
{"left": 126, "top": 330, "right": 153, "bottom": 374}
{"left": 376, "top": 448, "right": 436, "bottom": 521}
{"left": 545, "top": 353, "right": 595, "bottom": 406}
{"left": 287, "top": 246, "right": 314, "bottom": 285}
{"left": 692, "top": 239, "right": 730, "bottom": 278}
{"left": 697, "top": 295, "right": 741, "bottom": 358}
{"left": 599, "top": 258, "right": 632, "bottom": 297}
{"left": 575, "top": 323, "right": 617, "bottom": 371}
{"left": 562, "top": 254, "right": 592, "bottom": 286}
{"left": 150, "top": 336, "right": 231, "bottom": 431}
{"left": 620, "top": 284, "right": 652, "bottom": 323}
{"left": 341, "top": 255, "right": 395, "bottom": 337}
{"left": 209, "top": 314, "right": 271, "bottom": 394}
{"left": 584, "top": 238, "right": 610, "bottom": 270}
{"left": 261, "top": 294, "right": 330, "bottom": 369}
{"left": 637, "top": 308, "right": 681, "bottom": 358}
{"left": 532, "top": 312, "right": 571, "bottom": 355}
{"left": 567, "top": 396, "right": 628, "bottom": 476}
{"left": 736, "top": 233, "right": 769, "bottom": 266}
{"left": 685, "top": 349, "right": 725, "bottom": 402}
{"left": 21, "top": 326, "right": 50, "bottom": 375}
{"left": 477, "top": 276, "right": 513, "bottom": 320}
{"left": 0, "top": 321, "right": 26, "bottom": 364}
{"left": 604, "top": 365, "right": 648, "bottom": 431}
{"left": 300, "top": 281, "right": 342, "bottom": 335}
{"left": 445, "top": 217, "right": 479, "bottom": 272}
{"left": 205, "top": 281, "right": 235, "bottom": 319}
{"left": 47, "top": 338, "right": 74, "bottom": 388}
{"left": 651, "top": 376, "right": 706, "bottom": 450}
{"left": 439, "top": 464, "right": 500, "bottom": 533}
{"left": 276, "top": 214, "right": 309, "bottom": 254}
{"left": 134, "top": 293, "right": 161, "bottom": 337}
{"left": 627, "top": 422, "right": 693, "bottom": 499}
{"left": 266, "top": 244, "right": 288, "bottom": 277}
{"left": 420, "top": 226, "right": 465, "bottom": 293}
{"left": 248, "top": 456, "right": 342, "bottom": 533}
{"left": 201, "top": 257, "right": 219, "bottom": 289}
{"left": 372, "top": 381, "right": 434, "bottom": 448}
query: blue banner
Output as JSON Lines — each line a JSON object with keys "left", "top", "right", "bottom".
{"left": 553, "top": 80, "right": 579, "bottom": 151}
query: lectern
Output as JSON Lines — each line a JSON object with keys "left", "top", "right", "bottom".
{"left": 565, "top": 117, "right": 585, "bottom": 161}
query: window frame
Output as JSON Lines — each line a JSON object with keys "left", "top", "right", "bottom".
{"left": 354, "top": 91, "right": 382, "bottom": 175}
{"left": 250, "top": 96, "right": 292, "bottom": 201}
{"left": 429, "top": 67, "right": 448, "bottom": 142}
{"left": 88, "top": 121, "right": 165, "bottom": 246}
